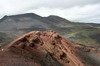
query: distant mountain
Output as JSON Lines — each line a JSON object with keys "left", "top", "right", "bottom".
{"left": 0, "top": 13, "right": 100, "bottom": 46}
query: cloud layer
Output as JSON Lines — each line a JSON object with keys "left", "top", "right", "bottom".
{"left": 0, "top": 0, "right": 100, "bottom": 23}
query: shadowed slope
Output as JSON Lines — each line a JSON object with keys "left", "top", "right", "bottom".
{"left": 0, "top": 13, "right": 100, "bottom": 46}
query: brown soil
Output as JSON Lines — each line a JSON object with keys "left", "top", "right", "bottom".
{"left": 0, "top": 30, "right": 85, "bottom": 66}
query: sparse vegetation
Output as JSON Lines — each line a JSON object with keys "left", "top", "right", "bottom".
{"left": 0, "top": 13, "right": 100, "bottom": 46}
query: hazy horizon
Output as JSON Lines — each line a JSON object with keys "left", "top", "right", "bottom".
{"left": 0, "top": 0, "right": 100, "bottom": 23}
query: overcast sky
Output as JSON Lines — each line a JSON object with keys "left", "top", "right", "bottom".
{"left": 0, "top": 0, "right": 100, "bottom": 23}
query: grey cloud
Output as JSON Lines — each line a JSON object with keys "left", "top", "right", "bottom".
{"left": 0, "top": 0, "right": 100, "bottom": 23}
{"left": 34, "top": 0, "right": 100, "bottom": 8}
{"left": 27, "top": 4, "right": 100, "bottom": 23}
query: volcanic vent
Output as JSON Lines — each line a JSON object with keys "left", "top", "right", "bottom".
{"left": 1, "top": 30, "right": 84, "bottom": 66}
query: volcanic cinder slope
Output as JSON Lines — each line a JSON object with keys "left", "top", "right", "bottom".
{"left": 0, "top": 30, "right": 84, "bottom": 66}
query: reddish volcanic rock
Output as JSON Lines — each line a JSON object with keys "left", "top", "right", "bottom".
{"left": 1, "top": 30, "right": 85, "bottom": 66}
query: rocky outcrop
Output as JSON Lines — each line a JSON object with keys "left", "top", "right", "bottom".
{"left": 2, "top": 30, "right": 84, "bottom": 66}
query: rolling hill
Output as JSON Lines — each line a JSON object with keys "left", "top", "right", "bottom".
{"left": 0, "top": 13, "right": 100, "bottom": 66}
{"left": 0, "top": 13, "right": 100, "bottom": 46}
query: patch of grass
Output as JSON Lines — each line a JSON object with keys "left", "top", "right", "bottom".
{"left": 75, "top": 38, "right": 96, "bottom": 45}
{"left": 67, "top": 32, "right": 78, "bottom": 38}
{"left": 67, "top": 29, "right": 98, "bottom": 46}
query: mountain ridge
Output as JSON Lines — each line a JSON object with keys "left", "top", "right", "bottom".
{"left": 1, "top": 30, "right": 84, "bottom": 66}
{"left": 0, "top": 13, "right": 100, "bottom": 46}
{"left": 0, "top": 13, "right": 100, "bottom": 66}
